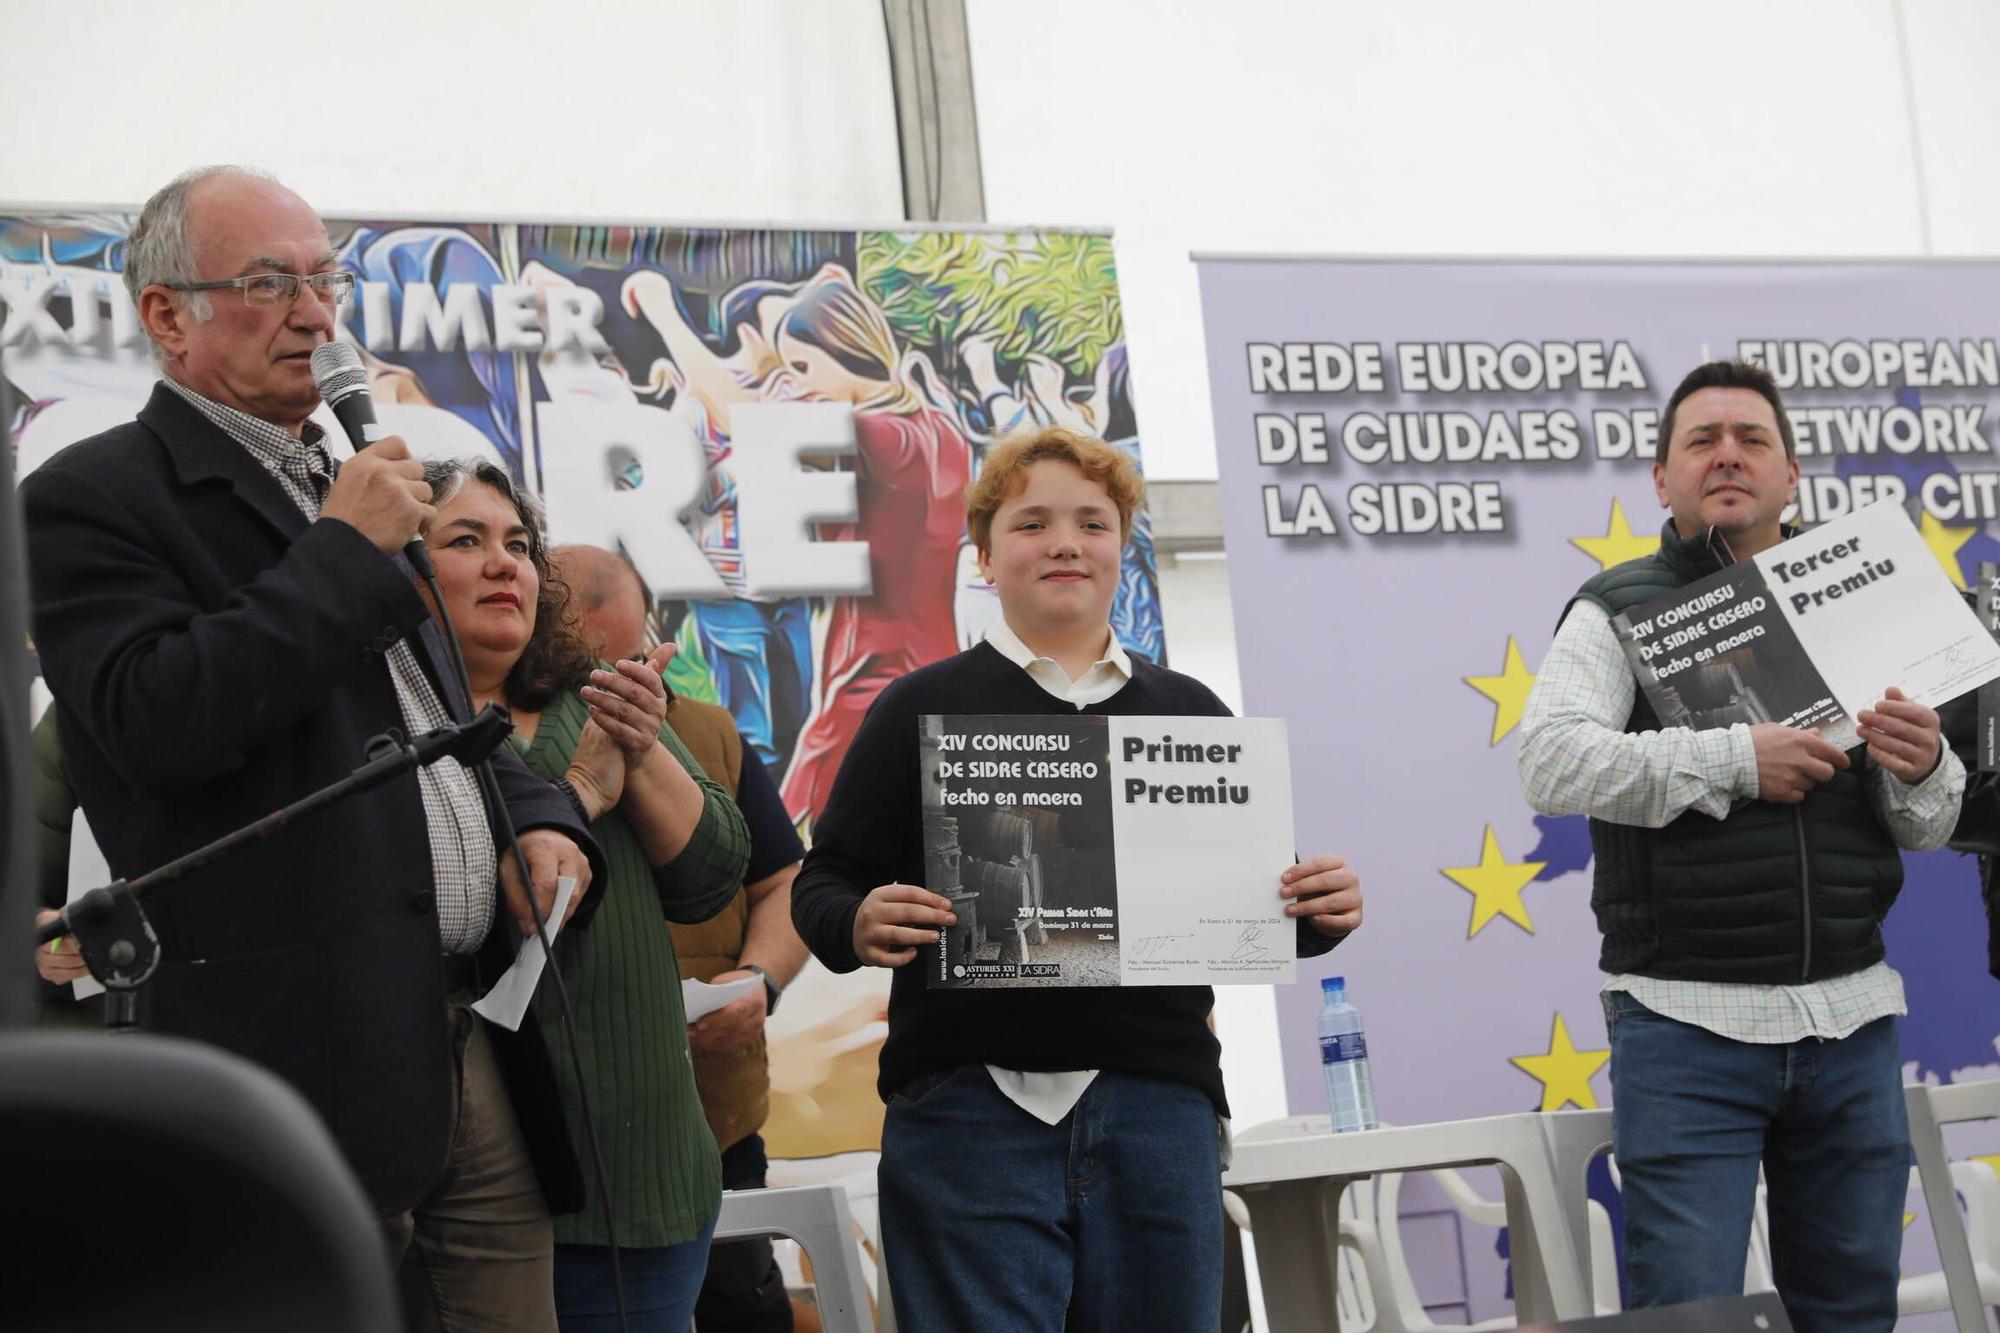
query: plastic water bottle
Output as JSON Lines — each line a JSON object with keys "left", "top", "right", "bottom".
{"left": 1318, "top": 975, "right": 1378, "bottom": 1132}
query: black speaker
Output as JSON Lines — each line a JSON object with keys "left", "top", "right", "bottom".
{"left": 0, "top": 1031, "right": 402, "bottom": 1331}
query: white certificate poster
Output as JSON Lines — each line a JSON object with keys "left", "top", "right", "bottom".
{"left": 1611, "top": 500, "right": 2000, "bottom": 749}
{"left": 919, "top": 714, "right": 1295, "bottom": 988}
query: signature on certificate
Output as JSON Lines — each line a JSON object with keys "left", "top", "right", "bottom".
{"left": 1130, "top": 934, "right": 1192, "bottom": 960}
{"left": 1232, "top": 924, "right": 1270, "bottom": 961}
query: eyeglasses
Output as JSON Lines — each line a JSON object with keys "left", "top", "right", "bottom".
{"left": 163, "top": 271, "right": 355, "bottom": 308}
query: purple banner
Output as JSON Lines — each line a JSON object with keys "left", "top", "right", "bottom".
{"left": 1197, "top": 256, "right": 2000, "bottom": 1315}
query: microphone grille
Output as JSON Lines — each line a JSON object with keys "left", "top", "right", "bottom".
{"left": 310, "top": 341, "right": 368, "bottom": 404}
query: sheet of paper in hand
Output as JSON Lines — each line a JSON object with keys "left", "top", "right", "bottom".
{"left": 1610, "top": 500, "right": 2000, "bottom": 750}
{"left": 472, "top": 875, "right": 580, "bottom": 1032}
{"left": 918, "top": 714, "right": 1295, "bottom": 988}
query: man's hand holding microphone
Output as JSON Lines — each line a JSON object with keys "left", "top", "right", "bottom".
{"left": 318, "top": 431, "right": 432, "bottom": 555}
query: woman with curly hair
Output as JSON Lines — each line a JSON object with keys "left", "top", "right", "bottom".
{"left": 418, "top": 458, "right": 750, "bottom": 1331}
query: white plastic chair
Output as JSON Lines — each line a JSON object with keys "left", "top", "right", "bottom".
{"left": 1225, "top": 1176, "right": 1386, "bottom": 1331}
{"left": 710, "top": 1182, "right": 875, "bottom": 1333}
{"left": 1371, "top": 1164, "right": 1622, "bottom": 1329}
{"left": 1229, "top": 1115, "right": 1604, "bottom": 1331}
{"left": 1228, "top": 1115, "right": 1388, "bottom": 1331}
{"left": 1906, "top": 1079, "right": 2000, "bottom": 1332}
{"left": 1227, "top": 1111, "right": 1592, "bottom": 1332}
{"left": 1899, "top": 1159, "right": 2000, "bottom": 1319}
{"left": 1373, "top": 1166, "right": 1517, "bottom": 1331}
{"left": 765, "top": 1152, "right": 891, "bottom": 1331}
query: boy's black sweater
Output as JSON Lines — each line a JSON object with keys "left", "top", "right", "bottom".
{"left": 790, "top": 641, "right": 1338, "bottom": 1116}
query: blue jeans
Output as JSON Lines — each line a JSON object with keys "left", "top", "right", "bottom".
{"left": 690, "top": 596, "right": 811, "bottom": 770}
{"left": 1604, "top": 990, "right": 1908, "bottom": 1332}
{"left": 552, "top": 1202, "right": 719, "bottom": 1333}
{"left": 877, "top": 1065, "right": 1224, "bottom": 1332}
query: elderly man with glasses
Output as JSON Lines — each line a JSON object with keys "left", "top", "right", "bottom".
{"left": 21, "top": 165, "right": 605, "bottom": 1331}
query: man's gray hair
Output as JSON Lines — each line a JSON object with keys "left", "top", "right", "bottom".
{"left": 125, "top": 165, "right": 278, "bottom": 361}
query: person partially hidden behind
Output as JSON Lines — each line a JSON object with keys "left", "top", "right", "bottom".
{"left": 422, "top": 469, "right": 751, "bottom": 1332}
{"left": 1518, "top": 359, "right": 1963, "bottom": 1330}
{"left": 789, "top": 425, "right": 1365, "bottom": 1331}
{"left": 1938, "top": 643, "right": 2000, "bottom": 985}
{"left": 555, "top": 542, "right": 811, "bottom": 1333}
{"left": 20, "top": 165, "right": 603, "bottom": 1332}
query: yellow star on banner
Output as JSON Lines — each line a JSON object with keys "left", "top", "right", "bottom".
{"left": 1569, "top": 498, "right": 1661, "bottom": 571}
{"left": 1442, "top": 825, "right": 1545, "bottom": 938}
{"left": 1918, "top": 510, "right": 1977, "bottom": 590}
{"left": 1464, "top": 636, "right": 1537, "bottom": 745}
{"left": 1509, "top": 1014, "right": 1610, "bottom": 1111}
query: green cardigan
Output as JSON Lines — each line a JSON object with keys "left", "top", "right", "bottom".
{"left": 514, "top": 688, "right": 751, "bottom": 1247}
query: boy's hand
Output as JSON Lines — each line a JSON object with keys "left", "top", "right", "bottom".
{"left": 853, "top": 883, "right": 957, "bottom": 967}
{"left": 1282, "top": 854, "right": 1363, "bottom": 938}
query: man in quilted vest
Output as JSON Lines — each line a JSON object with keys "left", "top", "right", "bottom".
{"left": 1517, "top": 359, "right": 1962, "bottom": 1330}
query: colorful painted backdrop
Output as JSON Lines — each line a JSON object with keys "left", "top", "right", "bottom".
{"left": 2, "top": 212, "right": 1159, "bottom": 1157}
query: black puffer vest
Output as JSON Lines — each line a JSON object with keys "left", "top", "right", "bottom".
{"left": 1567, "top": 521, "right": 1904, "bottom": 983}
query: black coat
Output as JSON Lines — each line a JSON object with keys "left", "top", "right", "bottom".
{"left": 22, "top": 383, "right": 607, "bottom": 1215}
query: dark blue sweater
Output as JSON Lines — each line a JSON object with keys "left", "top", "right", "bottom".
{"left": 791, "top": 641, "right": 1337, "bottom": 1116}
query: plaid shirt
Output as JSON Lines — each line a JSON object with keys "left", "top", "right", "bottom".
{"left": 161, "top": 378, "right": 497, "bottom": 953}
{"left": 1519, "top": 597, "right": 1964, "bottom": 1043}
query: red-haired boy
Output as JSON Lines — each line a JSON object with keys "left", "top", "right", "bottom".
{"left": 792, "top": 426, "right": 1363, "bottom": 1330}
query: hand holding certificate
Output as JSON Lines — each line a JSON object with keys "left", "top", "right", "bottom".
{"left": 918, "top": 713, "right": 1298, "bottom": 987}
{"left": 1609, "top": 500, "right": 2000, "bottom": 754}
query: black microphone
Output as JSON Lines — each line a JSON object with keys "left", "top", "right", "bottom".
{"left": 310, "top": 341, "right": 435, "bottom": 578}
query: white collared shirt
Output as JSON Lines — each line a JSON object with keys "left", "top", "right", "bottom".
{"left": 982, "top": 618, "right": 1134, "bottom": 708}
{"left": 980, "top": 619, "right": 1132, "bottom": 1123}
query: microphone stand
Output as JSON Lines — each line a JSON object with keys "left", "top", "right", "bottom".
{"left": 34, "top": 707, "right": 515, "bottom": 1033}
